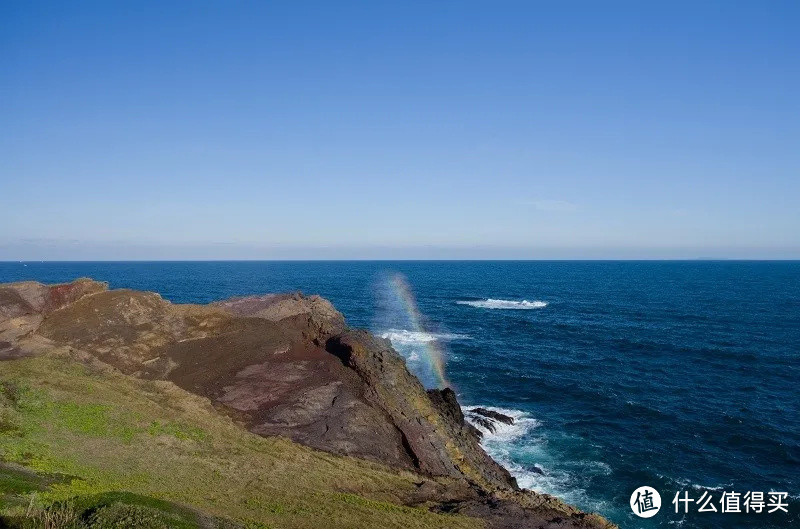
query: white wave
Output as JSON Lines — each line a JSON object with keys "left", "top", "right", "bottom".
{"left": 691, "top": 482, "right": 732, "bottom": 492}
{"left": 407, "top": 352, "right": 420, "bottom": 361}
{"left": 380, "top": 329, "right": 471, "bottom": 344}
{"left": 464, "top": 405, "right": 610, "bottom": 514}
{"left": 457, "top": 299, "right": 548, "bottom": 310}
{"left": 464, "top": 406, "right": 541, "bottom": 489}
{"left": 464, "top": 406, "right": 540, "bottom": 442}
{"left": 664, "top": 475, "right": 733, "bottom": 493}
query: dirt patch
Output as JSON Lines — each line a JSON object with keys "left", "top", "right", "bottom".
{"left": 0, "top": 341, "right": 31, "bottom": 361}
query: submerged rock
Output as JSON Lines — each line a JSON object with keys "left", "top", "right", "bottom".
{"left": 529, "top": 464, "right": 547, "bottom": 476}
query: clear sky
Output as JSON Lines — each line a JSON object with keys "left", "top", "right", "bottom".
{"left": 2, "top": 1, "right": 798, "bottom": 260}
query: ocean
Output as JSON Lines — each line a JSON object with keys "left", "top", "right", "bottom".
{"left": 1, "top": 260, "right": 798, "bottom": 529}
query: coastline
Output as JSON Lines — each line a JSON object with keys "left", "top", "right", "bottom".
{"left": 0, "top": 278, "right": 615, "bottom": 529}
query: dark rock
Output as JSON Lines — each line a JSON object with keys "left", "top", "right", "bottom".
{"left": 436, "top": 488, "right": 616, "bottom": 529}
{"left": 468, "top": 414, "right": 497, "bottom": 434}
{"left": 470, "top": 407, "right": 515, "bottom": 425}
{"left": 529, "top": 465, "right": 546, "bottom": 476}
{"left": 327, "top": 330, "right": 516, "bottom": 489}
{"left": 428, "top": 387, "right": 464, "bottom": 424}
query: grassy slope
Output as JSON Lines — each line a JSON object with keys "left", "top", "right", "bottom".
{"left": 0, "top": 355, "right": 481, "bottom": 529}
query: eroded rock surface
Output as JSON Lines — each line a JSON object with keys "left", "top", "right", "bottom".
{"left": 0, "top": 279, "right": 615, "bottom": 529}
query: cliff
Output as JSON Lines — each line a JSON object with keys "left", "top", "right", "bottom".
{"left": 0, "top": 279, "right": 615, "bottom": 529}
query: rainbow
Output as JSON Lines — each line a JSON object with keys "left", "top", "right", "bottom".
{"left": 387, "top": 273, "right": 451, "bottom": 389}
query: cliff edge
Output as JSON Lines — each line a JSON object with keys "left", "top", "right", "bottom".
{"left": 0, "top": 279, "right": 615, "bottom": 529}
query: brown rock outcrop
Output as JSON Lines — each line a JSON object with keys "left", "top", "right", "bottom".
{"left": 0, "top": 277, "right": 107, "bottom": 322}
{"left": 327, "top": 330, "right": 516, "bottom": 490}
{"left": 212, "top": 292, "right": 345, "bottom": 344}
{"left": 0, "top": 279, "right": 615, "bottom": 529}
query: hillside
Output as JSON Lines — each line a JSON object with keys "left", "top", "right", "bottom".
{"left": 0, "top": 279, "right": 615, "bottom": 529}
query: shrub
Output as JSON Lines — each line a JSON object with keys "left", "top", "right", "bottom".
{"left": 86, "top": 503, "right": 170, "bottom": 529}
{"left": 0, "top": 406, "right": 20, "bottom": 434}
{"left": 22, "top": 500, "right": 86, "bottom": 529}
{"left": 0, "top": 381, "right": 21, "bottom": 434}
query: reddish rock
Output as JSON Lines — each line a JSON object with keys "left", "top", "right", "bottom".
{"left": 0, "top": 279, "right": 615, "bottom": 529}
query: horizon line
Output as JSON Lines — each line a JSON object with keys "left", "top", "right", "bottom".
{"left": 3, "top": 258, "right": 800, "bottom": 263}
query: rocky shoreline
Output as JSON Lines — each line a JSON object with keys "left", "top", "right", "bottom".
{"left": 0, "top": 278, "right": 615, "bottom": 528}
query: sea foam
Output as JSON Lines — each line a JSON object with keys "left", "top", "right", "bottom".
{"left": 464, "top": 406, "right": 609, "bottom": 514}
{"left": 457, "top": 299, "right": 548, "bottom": 310}
{"left": 380, "top": 329, "right": 471, "bottom": 344}
{"left": 464, "top": 406, "right": 540, "bottom": 442}
{"left": 463, "top": 406, "right": 550, "bottom": 491}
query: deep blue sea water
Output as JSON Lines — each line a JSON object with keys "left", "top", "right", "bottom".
{"left": 1, "top": 261, "right": 798, "bottom": 529}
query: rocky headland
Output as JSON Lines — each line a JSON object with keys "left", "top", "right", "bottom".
{"left": 0, "top": 278, "right": 615, "bottom": 529}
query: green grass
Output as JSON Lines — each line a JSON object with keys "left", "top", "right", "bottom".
{"left": 0, "top": 467, "right": 42, "bottom": 496}
{"left": 0, "top": 463, "right": 54, "bottom": 512}
{"left": 146, "top": 421, "right": 207, "bottom": 443}
{"left": 0, "top": 356, "right": 481, "bottom": 529}
{"left": 1, "top": 491, "right": 227, "bottom": 529}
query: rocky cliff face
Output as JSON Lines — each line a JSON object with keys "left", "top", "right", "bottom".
{"left": 0, "top": 279, "right": 614, "bottom": 529}
{"left": 327, "top": 331, "right": 516, "bottom": 490}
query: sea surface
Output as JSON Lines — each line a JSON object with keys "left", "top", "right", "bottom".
{"left": 1, "top": 260, "right": 798, "bottom": 529}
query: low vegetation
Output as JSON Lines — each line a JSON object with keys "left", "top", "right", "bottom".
{"left": 0, "top": 355, "right": 480, "bottom": 529}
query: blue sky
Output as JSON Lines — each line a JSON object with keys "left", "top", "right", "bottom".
{"left": 2, "top": 1, "right": 798, "bottom": 259}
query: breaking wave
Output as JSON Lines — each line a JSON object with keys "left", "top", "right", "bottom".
{"left": 379, "top": 329, "right": 471, "bottom": 344}
{"left": 464, "top": 406, "right": 610, "bottom": 514}
{"left": 379, "top": 328, "right": 467, "bottom": 388}
{"left": 464, "top": 406, "right": 540, "bottom": 442}
{"left": 463, "top": 406, "right": 548, "bottom": 491}
{"left": 457, "top": 299, "right": 548, "bottom": 310}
